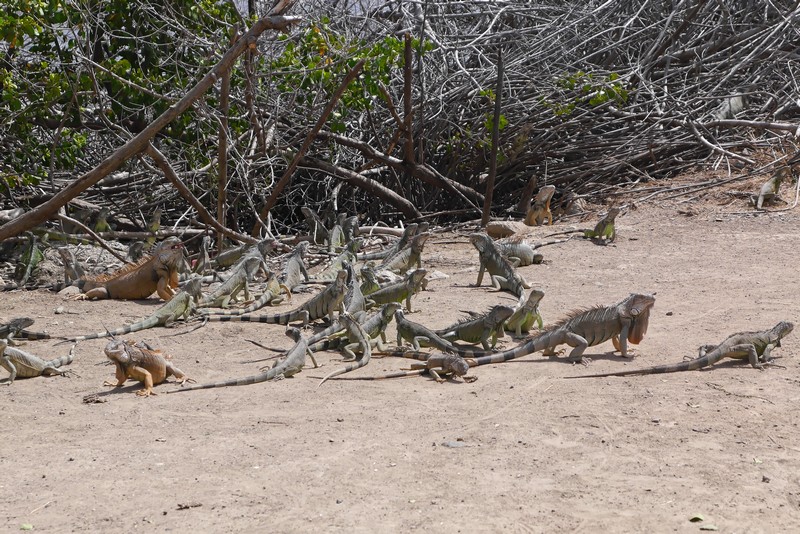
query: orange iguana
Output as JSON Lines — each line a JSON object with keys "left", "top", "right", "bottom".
{"left": 74, "top": 237, "right": 184, "bottom": 301}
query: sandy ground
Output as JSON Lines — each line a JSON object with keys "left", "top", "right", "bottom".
{"left": 2, "top": 178, "right": 800, "bottom": 533}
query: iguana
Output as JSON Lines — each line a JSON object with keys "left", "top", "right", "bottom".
{"left": 753, "top": 167, "right": 791, "bottom": 210}
{"left": 393, "top": 308, "right": 489, "bottom": 357}
{"left": 357, "top": 223, "right": 418, "bottom": 262}
{"left": 435, "top": 305, "right": 514, "bottom": 350}
{"left": 62, "top": 276, "right": 203, "bottom": 343}
{"left": 328, "top": 213, "right": 347, "bottom": 253}
{"left": 366, "top": 268, "right": 427, "bottom": 312}
{"left": 301, "top": 206, "right": 329, "bottom": 245}
{"left": 278, "top": 241, "right": 310, "bottom": 292}
{"left": 202, "top": 269, "right": 347, "bottom": 326}
{"left": 126, "top": 241, "right": 146, "bottom": 263}
{"left": 192, "top": 236, "right": 212, "bottom": 275}
{"left": 103, "top": 338, "right": 192, "bottom": 396}
{"left": 377, "top": 232, "right": 429, "bottom": 274}
{"left": 302, "top": 261, "right": 367, "bottom": 345}
{"left": 495, "top": 241, "right": 543, "bottom": 267}
{"left": 309, "top": 302, "right": 400, "bottom": 359}
{"left": 73, "top": 236, "right": 184, "bottom": 300}
{"left": 341, "top": 215, "right": 360, "bottom": 244}
{"left": 359, "top": 265, "right": 381, "bottom": 296}
{"left": 310, "top": 239, "right": 362, "bottom": 283}
{"left": 317, "top": 312, "right": 373, "bottom": 387}
{"left": 460, "top": 292, "right": 656, "bottom": 366}
{"left": 470, "top": 233, "right": 530, "bottom": 297}
{"left": 56, "top": 247, "right": 85, "bottom": 285}
{"left": 566, "top": 321, "right": 793, "bottom": 378}
{"left": 198, "top": 272, "right": 286, "bottom": 316}
{"left": 546, "top": 207, "right": 620, "bottom": 244}
{"left": 169, "top": 327, "right": 317, "bottom": 392}
{"left": 145, "top": 208, "right": 162, "bottom": 248}
{"left": 0, "top": 317, "right": 51, "bottom": 342}
{"left": 14, "top": 232, "right": 43, "bottom": 288}
{"left": 524, "top": 185, "right": 555, "bottom": 226}
{"left": 329, "top": 353, "right": 475, "bottom": 383}
{"left": 1, "top": 339, "right": 75, "bottom": 384}
{"left": 505, "top": 288, "right": 545, "bottom": 336}
{"left": 197, "top": 255, "right": 261, "bottom": 309}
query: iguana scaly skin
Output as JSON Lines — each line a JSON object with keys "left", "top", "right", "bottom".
{"left": 435, "top": 305, "right": 514, "bottom": 350}
{"left": 197, "top": 256, "right": 261, "bottom": 309}
{"left": 328, "top": 213, "right": 347, "bottom": 253}
{"left": 341, "top": 215, "right": 360, "bottom": 244}
{"left": 357, "top": 224, "right": 418, "bottom": 262}
{"left": 458, "top": 293, "right": 656, "bottom": 366}
{"left": 309, "top": 302, "right": 400, "bottom": 359}
{"left": 318, "top": 312, "right": 373, "bottom": 386}
{"left": 169, "top": 327, "right": 317, "bottom": 393}
{"left": 103, "top": 339, "right": 191, "bottom": 396}
{"left": 359, "top": 265, "right": 380, "bottom": 296}
{"left": 303, "top": 261, "right": 368, "bottom": 345}
{"left": 0, "top": 317, "right": 51, "bottom": 342}
{"left": 366, "top": 269, "right": 427, "bottom": 312}
{"left": 1, "top": 339, "right": 74, "bottom": 384}
{"left": 524, "top": 185, "right": 555, "bottom": 226}
{"left": 203, "top": 270, "right": 347, "bottom": 326}
{"left": 470, "top": 233, "right": 530, "bottom": 297}
{"left": 566, "top": 321, "right": 793, "bottom": 378}
{"left": 393, "top": 309, "right": 486, "bottom": 357}
{"left": 63, "top": 277, "right": 203, "bottom": 343}
{"left": 279, "top": 241, "right": 310, "bottom": 292}
{"left": 192, "top": 236, "right": 212, "bottom": 275}
{"left": 198, "top": 272, "right": 286, "bottom": 316}
{"left": 754, "top": 167, "right": 790, "bottom": 210}
{"left": 505, "top": 288, "right": 545, "bottom": 336}
{"left": 377, "top": 233, "right": 429, "bottom": 274}
{"left": 495, "top": 242, "right": 543, "bottom": 267}
{"left": 74, "top": 237, "right": 184, "bottom": 301}
{"left": 310, "top": 239, "right": 362, "bottom": 283}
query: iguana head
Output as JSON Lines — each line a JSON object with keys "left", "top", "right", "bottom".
{"left": 285, "top": 327, "right": 302, "bottom": 342}
{"left": 441, "top": 353, "right": 470, "bottom": 377}
{"left": 771, "top": 321, "right": 794, "bottom": 344}
{"left": 412, "top": 232, "right": 430, "bottom": 250}
{"left": 242, "top": 256, "right": 263, "bottom": 279}
{"left": 182, "top": 275, "right": 204, "bottom": 298}
{"left": 620, "top": 293, "right": 656, "bottom": 344}
{"left": 155, "top": 236, "right": 184, "bottom": 266}
{"left": 522, "top": 288, "right": 545, "bottom": 308}
{"left": 408, "top": 268, "right": 427, "bottom": 287}
{"left": 295, "top": 241, "right": 310, "bottom": 256}
{"left": 469, "top": 233, "right": 491, "bottom": 252}
{"left": 489, "top": 305, "right": 515, "bottom": 325}
{"left": 104, "top": 339, "right": 131, "bottom": 365}
{"left": 382, "top": 302, "right": 402, "bottom": 320}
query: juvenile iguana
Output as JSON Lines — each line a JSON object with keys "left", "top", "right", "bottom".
{"left": 546, "top": 208, "right": 620, "bottom": 244}
{"left": 62, "top": 276, "right": 203, "bottom": 343}
{"left": 566, "top": 321, "right": 793, "bottom": 378}
{"left": 169, "top": 327, "right": 316, "bottom": 392}
{"left": 1, "top": 339, "right": 75, "bottom": 384}
{"left": 57, "top": 247, "right": 85, "bottom": 285}
{"left": 377, "top": 233, "right": 429, "bottom": 274}
{"left": 393, "top": 309, "right": 488, "bottom": 357}
{"left": 310, "top": 239, "right": 362, "bottom": 283}
{"left": 0, "top": 317, "right": 51, "bottom": 342}
{"left": 366, "top": 268, "right": 427, "bottom": 312}
{"left": 524, "top": 185, "right": 555, "bottom": 226}
{"left": 470, "top": 233, "right": 530, "bottom": 297}
{"left": 495, "top": 241, "right": 543, "bottom": 267}
{"left": 504, "top": 288, "right": 545, "bottom": 336}
{"left": 278, "top": 241, "right": 310, "bottom": 292}
{"left": 309, "top": 302, "right": 400, "bottom": 359}
{"left": 328, "top": 213, "right": 347, "bottom": 253}
{"left": 192, "top": 236, "right": 212, "bottom": 275}
{"left": 301, "top": 206, "right": 329, "bottom": 245}
{"left": 202, "top": 269, "right": 347, "bottom": 326}
{"left": 197, "top": 255, "right": 261, "bottom": 309}
{"left": 73, "top": 236, "right": 184, "bottom": 300}
{"left": 753, "top": 167, "right": 791, "bottom": 210}
{"left": 359, "top": 265, "right": 381, "bottom": 296}
{"left": 435, "top": 305, "right": 514, "bottom": 350}
{"left": 103, "top": 338, "right": 192, "bottom": 396}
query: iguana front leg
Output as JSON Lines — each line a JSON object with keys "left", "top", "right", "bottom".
{"left": 129, "top": 366, "right": 157, "bottom": 396}
{"left": 475, "top": 263, "right": 487, "bottom": 287}
{"left": 156, "top": 277, "right": 176, "bottom": 302}
{"left": 104, "top": 365, "right": 130, "bottom": 388}
{"left": 1, "top": 355, "right": 17, "bottom": 384}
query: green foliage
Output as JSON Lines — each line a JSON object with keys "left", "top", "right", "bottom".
{"left": 548, "top": 70, "right": 629, "bottom": 117}
{"left": 270, "top": 23, "right": 433, "bottom": 133}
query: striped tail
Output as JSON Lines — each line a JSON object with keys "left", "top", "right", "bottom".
{"left": 45, "top": 350, "right": 75, "bottom": 369}
{"left": 197, "top": 289, "right": 282, "bottom": 316}
{"left": 64, "top": 318, "right": 159, "bottom": 343}
{"left": 204, "top": 310, "right": 308, "bottom": 325}
{"left": 169, "top": 369, "right": 278, "bottom": 392}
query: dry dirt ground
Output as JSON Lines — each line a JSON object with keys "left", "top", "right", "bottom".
{"left": 3, "top": 177, "right": 800, "bottom": 532}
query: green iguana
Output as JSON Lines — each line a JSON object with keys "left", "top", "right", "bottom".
{"left": 566, "top": 321, "right": 793, "bottom": 378}
{"left": 435, "top": 305, "right": 514, "bottom": 350}
{"left": 278, "top": 241, "right": 310, "bottom": 292}
{"left": 376, "top": 232, "right": 429, "bottom": 274}
{"left": 753, "top": 167, "right": 791, "bottom": 210}
{"left": 470, "top": 233, "right": 530, "bottom": 297}
{"left": 203, "top": 269, "right": 347, "bottom": 326}
{"left": 329, "top": 352, "right": 475, "bottom": 383}
{"left": 310, "top": 239, "right": 362, "bottom": 283}
{"left": 309, "top": 302, "right": 400, "bottom": 359}
{"left": 169, "top": 327, "right": 317, "bottom": 392}
{"left": 546, "top": 207, "right": 620, "bottom": 244}
{"left": 62, "top": 276, "right": 203, "bottom": 343}
{"left": 359, "top": 265, "right": 381, "bottom": 296}
{"left": 495, "top": 241, "right": 543, "bottom": 267}
{"left": 505, "top": 288, "right": 545, "bottom": 336}
{"left": 409, "top": 293, "right": 654, "bottom": 367}
{"left": 73, "top": 236, "right": 184, "bottom": 300}
{"left": 317, "top": 312, "right": 372, "bottom": 387}
{"left": 0, "top": 317, "right": 51, "bottom": 342}
{"left": 366, "top": 269, "right": 427, "bottom": 312}
{"left": 198, "top": 272, "right": 287, "bottom": 316}
{"left": 301, "top": 206, "right": 329, "bottom": 245}
{"left": 103, "top": 338, "right": 192, "bottom": 396}
{"left": 57, "top": 247, "right": 85, "bottom": 285}
{"left": 357, "top": 223, "right": 418, "bottom": 262}
{"left": 1, "top": 339, "right": 75, "bottom": 384}
{"left": 197, "top": 255, "right": 261, "bottom": 309}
